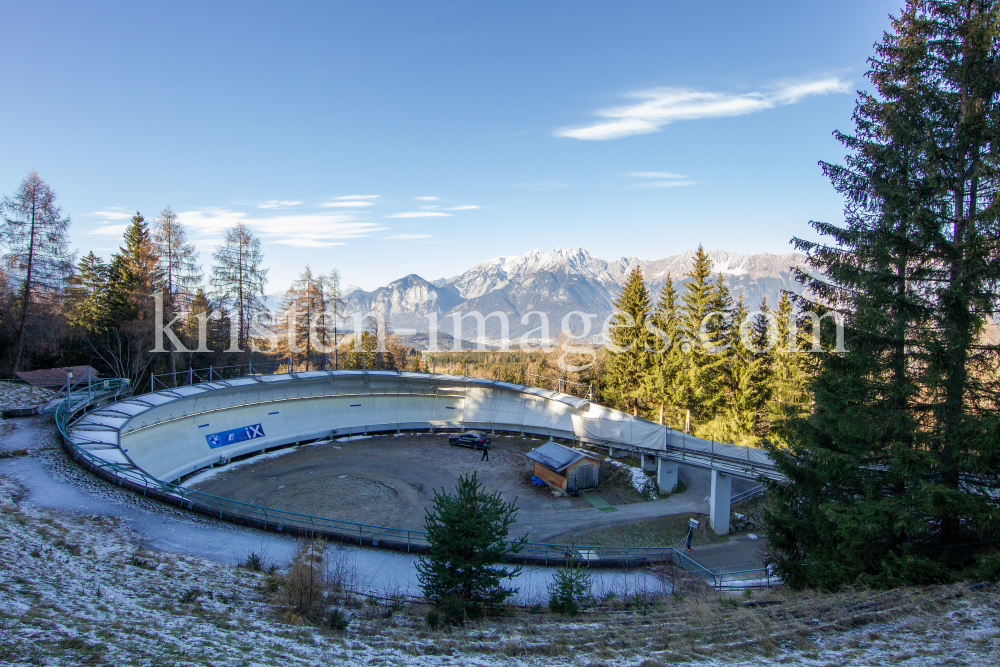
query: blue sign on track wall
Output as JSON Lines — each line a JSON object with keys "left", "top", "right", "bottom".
{"left": 206, "top": 424, "right": 265, "bottom": 449}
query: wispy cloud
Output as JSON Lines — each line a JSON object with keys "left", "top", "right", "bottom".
{"left": 415, "top": 196, "right": 439, "bottom": 201}
{"left": 272, "top": 239, "right": 346, "bottom": 247}
{"left": 556, "top": 77, "right": 850, "bottom": 140}
{"left": 386, "top": 211, "right": 451, "bottom": 218}
{"left": 92, "top": 210, "right": 133, "bottom": 220}
{"left": 256, "top": 200, "right": 302, "bottom": 209}
{"left": 177, "top": 208, "right": 385, "bottom": 247}
{"left": 337, "top": 195, "right": 380, "bottom": 200}
{"left": 635, "top": 180, "right": 698, "bottom": 188}
{"left": 385, "top": 233, "right": 433, "bottom": 240}
{"left": 627, "top": 172, "right": 686, "bottom": 179}
{"left": 86, "top": 223, "right": 130, "bottom": 236}
{"left": 627, "top": 172, "right": 698, "bottom": 188}
{"left": 448, "top": 205, "right": 481, "bottom": 210}
{"left": 322, "top": 201, "right": 374, "bottom": 208}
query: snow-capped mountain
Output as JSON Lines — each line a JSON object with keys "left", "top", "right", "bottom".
{"left": 340, "top": 248, "right": 809, "bottom": 344}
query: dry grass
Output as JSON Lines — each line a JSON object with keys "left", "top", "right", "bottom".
{"left": 1, "top": 468, "right": 998, "bottom": 666}
{"left": 556, "top": 512, "right": 727, "bottom": 548}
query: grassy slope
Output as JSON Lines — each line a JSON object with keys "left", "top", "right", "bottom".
{"left": 1, "top": 474, "right": 998, "bottom": 666}
{"left": 555, "top": 513, "right": 728, "bottom": 549}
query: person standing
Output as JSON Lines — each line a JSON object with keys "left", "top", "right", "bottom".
{"left": 481, "top": 439, "right": 489, "bottom": 462}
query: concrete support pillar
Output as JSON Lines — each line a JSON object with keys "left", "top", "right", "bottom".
{"left": 656, "top": 459, "right": 678, "bottom": 494}
{"left": 642, "top": 454, "right": 657, "bottom": 473}
{"left": 709, "top": 469, "right": 732, "bottom": 535}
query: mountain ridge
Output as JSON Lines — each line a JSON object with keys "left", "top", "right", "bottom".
{"left": 338, "top": 248, "right": 809, "bottom": 343}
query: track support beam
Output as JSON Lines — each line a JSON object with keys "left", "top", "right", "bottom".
{"left": 709, "top": 469, "right": 732, "bottom": 535}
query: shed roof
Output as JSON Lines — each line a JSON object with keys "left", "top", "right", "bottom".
{"left": 16, "top": 366, "right": 100, "bottom": 386}
{"left": 525, "top": 441, "right": 598, "bottom": 474}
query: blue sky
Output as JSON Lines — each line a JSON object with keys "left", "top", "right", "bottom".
{"left": 1, "top": 0, "right": 900, "bottom": 291}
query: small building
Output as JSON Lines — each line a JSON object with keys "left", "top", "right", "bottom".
{"left": 16, "top": 366, "right": 100, "bottom": 388}
{"left": 525, "top": 441, "right": 601, "bottom": 494}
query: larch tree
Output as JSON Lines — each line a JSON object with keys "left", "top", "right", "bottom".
{"left": 0, "top": 171, "right": 73, "bottom": 374}
{"left": 764, "top": 0, "right": 1000, "bottom": 589}
{"left": 602, "top": 266, "right": 653, "bottom": 416}
{"left": 315, "top": 269, "right": 345, "bottom": 370}
{"left": 210, "top": 222, "right": 268, "bottom": 360}
{"left": 278, "top": 266, "right": 325, "bottom": 371}
{"left": 152, "top": 206, "right": 201, "bottom": 377}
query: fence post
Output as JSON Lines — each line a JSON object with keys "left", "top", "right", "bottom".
{"left": 189, "top": 367, "right": 194, "bottom": 386}
{"left": 209, "top": 365, "right": 213, "bottom": 381}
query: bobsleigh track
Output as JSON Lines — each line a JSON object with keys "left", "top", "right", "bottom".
{"left": 55, "top": 370, "right": 778, "bottom": 582}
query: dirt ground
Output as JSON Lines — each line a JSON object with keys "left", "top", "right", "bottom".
{"left": 189, "top": 433, "right": 758, "bottom": 545}
{"left": 190, "top": 434, "right": 590, "bottom": 532}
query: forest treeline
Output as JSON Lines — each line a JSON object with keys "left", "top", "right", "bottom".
{"left": 598, "top": 246, "right": 820, "bottom": 447}
{"left": 0, "top": 178, "right": 418, "bottom": 389}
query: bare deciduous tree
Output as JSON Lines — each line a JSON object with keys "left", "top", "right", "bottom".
{"left": 210, "top": 222, "right": 268, "bottom": 359}
{"left": 0, "top": 171, "right": 73, "bottom": 374}
{"left": 152, "top": 206, "right": 201, "bottom": 376}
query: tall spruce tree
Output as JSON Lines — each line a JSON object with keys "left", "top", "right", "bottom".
{"left": 104, "top": 213, "right": 163, "bottom": 327}
{"left": 602, "top": 266, "right": 653, "bottom": 416}
{"left": 765, "top": 0, "right": 1000, "bottom": 589}
{"left": 647, "top": 274, "right": 685, "bottom": 428}
{"left": 676, "top": 246, "right": 729, "bottom": 430}
{"left": 65, "top": 252, "right": 109, "bottom": 330}
{"left": 766, "top": 292, "right": 812, "bottom": 439}
{"left": 721, "top": 296, "right": 773, "bottom": 445}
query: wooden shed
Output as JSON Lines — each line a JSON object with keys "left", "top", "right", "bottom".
{"left": 525, "top": 441, "right": 601, "bottom": 495}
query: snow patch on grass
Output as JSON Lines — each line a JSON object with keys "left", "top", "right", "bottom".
{"left": 606, "top": 458, "right": 656, "bottom": 498}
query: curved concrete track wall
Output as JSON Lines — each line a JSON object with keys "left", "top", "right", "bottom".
{"left": 67, "top": 370, "right": 776, "bottom": 486}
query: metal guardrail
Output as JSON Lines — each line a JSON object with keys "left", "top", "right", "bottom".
{"left": 732, "top": 485, "right": 767, "bottom": 507}
{"left": 150, "top": 361, "right": 291, "bottom": 391}
{"left": 53, "top": 377, "right": 776, "bottom": 587}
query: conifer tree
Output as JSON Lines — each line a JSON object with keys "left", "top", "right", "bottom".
{"left": 104, "top": 213, "right": 163, "bottom": 326}
{"left": 416, "top": 472, "right": 526, "bottom": 623}
{"left": 676, "top": 246, "right": 728, "bottom": 430}
{"left": 766, "top": 292, "right": 811, "bottom": 438}
{"left": 765, "top": 0, "right": 1000, "bottom": 589}
{"left": 721, "top": 296, "right": 773, "bottom": 444}
{"left": 602, "top": 266, "right": 653, "bottom": 415}
{"left": 65, "top": 252, "right": 109, "bottom": 330}
{"left": 184, "top": 288, "right": 222, "bottom": 369}
{"left": 647, "top": 274, "right": 685, "bottom": 427}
